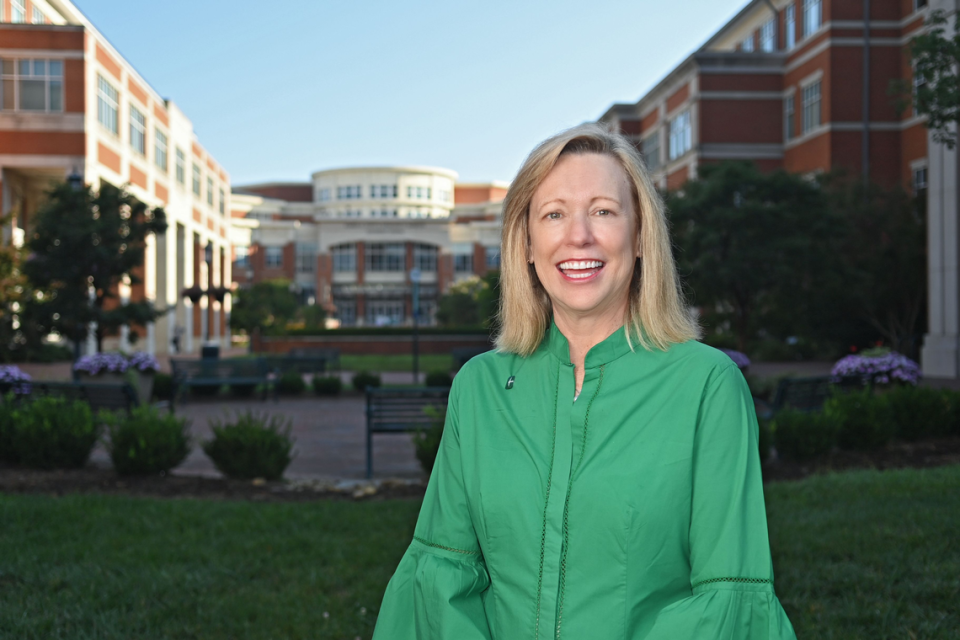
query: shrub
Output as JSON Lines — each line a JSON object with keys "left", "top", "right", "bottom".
{"left": 152, "top": 373, "right": 174, "bottom": 402}
{"left": 312, "top": 376, "right": 342, "bottom": 396}
{"left": 277, "top": 371, "right": 306, "bottom": 396}
{"left": 351, "top": 371, "right": 381, "bottom": 392}
{"left": 202, "top": 411, "right": 295, "bottom": 481}
{"left": 425, "top": 370, "right": 453, "bottom": 388}
{"left": 10, "top": 396, "right": 99, "bottom": 469}
{"left": 0, "top": 395, "right": 17, "bottom": 464}
{"left": 772, "top": 408, "right": 839, "bottom": 461}
{"left": 413, "top": 406, "right": 445, "bottom": 474}
{"left": 191, "top": 384, "right": 221, "bottom": 398}
{"left": 0, "top": 365, "right": 31, "bottom": 395}
{"left": 230, "top": 383, "right": 259, "bottom": 398}
{"left": 757, "top": 417, "right": 773, "bottom": 463}
{"left": 824, "top": 388, "right": 896, "bottom": 451}
{"left": 104, "top": 406, "right": 191, "bottom": 475}
{"left": 885, "top": 385, "right": 953, "bottom": 441}
{"left": 946, "top": 391, "right": 960, "bottom": 436}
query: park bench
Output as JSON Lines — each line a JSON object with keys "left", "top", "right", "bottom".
{"left": 262, "top": 355, "right": 328, "bottom": 377}
{"left": 365, "top": 387, "right": 450, "bottom": 478}
{"left": 23, "top": 380, "right": 141, "bottom": 414}
{"left": 757, "top": 375, "right": 870, "bottom": 419}
{"left": 451, "top": 346, "right": 490, "bottom": 371}
{"left": 289, "top": 347, "right": 341, "bottom": 372}
{"left": 170, "top": 357, "right": 275, "bottom": 406}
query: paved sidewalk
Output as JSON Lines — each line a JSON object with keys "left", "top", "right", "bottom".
{"left": 89, "top": 394, "right": 425, "bottom": 481}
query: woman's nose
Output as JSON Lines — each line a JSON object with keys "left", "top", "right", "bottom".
{"left": 566, "top": 212, "right": 594, "bottom": 246}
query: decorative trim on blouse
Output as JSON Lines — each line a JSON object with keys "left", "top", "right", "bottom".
{"left": 534, "top": 372, "right": 562, "bottom": 640}
{"left": 692, "top": 577, "right": 774, "bottom": 589}
{"left": 413, "top": 535, "right": 481, "bottom": 556}
{"left": 556, "top": 364, "right": 606, "bottom": 639}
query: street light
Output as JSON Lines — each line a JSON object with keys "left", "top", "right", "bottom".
{"left": 204, "top": 240, "right": 214, "bottom": 342}
{"left": 410, "top": 267, "right": 421, "bottom": 385}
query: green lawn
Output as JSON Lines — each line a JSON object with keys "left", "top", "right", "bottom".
{"left": 340, "top": 354, "right": 453, "bottom": 373}
{"left": 1, "top": 465, "right": 958, "bottom": 639}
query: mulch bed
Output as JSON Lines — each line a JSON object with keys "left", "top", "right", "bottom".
{"left": 2, "top": 437, "right": 959, "bottom": 503}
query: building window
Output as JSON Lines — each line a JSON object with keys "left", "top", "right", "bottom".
{"left": 414, "top": 244, "right": 438, "bottom": 272}
{"left": 11, "top": 0, "right": 25, "bottom": 22}
{"left": 335, "top": 300, "right": 356, "bottom": 326}
{"left": 642, "top": 132, "right": 661, "bottom": 171}
{"left": 97, "top": 74, "right": 118, "bottom": 133}
{"left": 130, "top": 106, "right": 145, "bottom": 155}
{"left": 175, "top": 148, "right": 185, "bottom": 185}
{"left": 801, "top": 81, "right": 821, "bottom": 133}
{"left": 32, "top": 6, "right": 44, "bottom": 23}
{"left": 366, "top": 243, "right": 405, "bottom": 272}
{"left": 1, "top": 59, "right": 63, "bottom": 112}
{"left": 332, "top": 244, "right": 357, "bottom": 272}
{"left": 367, "top": 301, "right": 404, "bottom": 326}
{"left": 785, "top": 5, "right": 796, "bottom": 49}
{"left": 485, "top": 246, "right": 501, "bottom": 270}
{"left": 454, "top": 253, "right": 473, "bottom": 273}
{"left": 760, "top": 18, "right": 776, "bottom": 52}
{"left": 234, "top": 246, "right": 250, "bottom": 269}
{"left": 668, "top": 110, "right": 692, "bottom": 161}
{"left": 803, "top": 0, "right": 821, "bottom": 37}
{"left": 296, "top": 243, "right": 317, "bottom": 274}
{"left": 438, "top": 189, "right": 451, "bottom": 202}
{"left": 784, "top": 95, "right": 795, "bottom": 140}
{"left": 219, "top": 188, "right": 225, "bottom": 214}
{"left": 317, "top": 188, "right": 330, "bottom": 201}
{"left": 915, "top": 0, "right": 928, "bottom": 9}
{"left": 155, "top": 129, "right": 168, "bottom": 172}
{"left": 741, "top": 35, "right": 754, "bottom": 52}
{"left": 192, "top": 164, "right": 201, "bottom": 197}
{"left": 265, "top": 246, "right": 283, "bottom": 268}
{"left": 337, "top": 185, "right": 361, "bottom": 199}
{"left": 207, "top": 177, "right": 214, "bottom": 206}
{"left": 380, "top": 184, "right": 397, "bottom": 198}
{"left": 913, "top": 166, "right": 928, "bottom": 193}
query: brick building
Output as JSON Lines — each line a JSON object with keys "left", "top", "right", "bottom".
{"left": 0, "top": 0, "right": 231, "bottom": 355}
{"left": 230, "top": 168, "right": 507, "bottom": 327}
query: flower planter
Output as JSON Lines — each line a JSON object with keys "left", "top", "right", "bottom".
{"left": 78, "top": 371, "right": 154, "bottom": 405}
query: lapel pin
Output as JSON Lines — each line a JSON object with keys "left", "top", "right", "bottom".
{"left": 505, "top": 376, "right": 515, "bottom": 390}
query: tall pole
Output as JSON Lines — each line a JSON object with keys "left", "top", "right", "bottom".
{"left": 862, "top": 0, "right": 871, "bottom": 188}
{"left": 410, "top": 268, "right": 421, "bottom": 385}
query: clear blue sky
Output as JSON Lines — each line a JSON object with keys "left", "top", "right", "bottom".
{"left": 76, "top": 0, "right": 749, "bottom": 186}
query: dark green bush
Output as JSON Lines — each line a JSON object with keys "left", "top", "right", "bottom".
{"left": 425, "top": 370, "right": 453, "bottom": 388}
{"left": 413, "top": 406, "right": 445, "bottom": 474}
{"left": 10, "top": 396, "right": 99, "bottom": 469}
{"left": 947, "top": 391, "right": 960, "bottom": 436}
{"left": 0, "top": 395, "right": 17, "bottom": 464}
{"left": 152, "top": 373, "right": 174, "bottom": 401}
{"left": 312, "top": 376, "right": 342, "bottom": 396}
{"left": 191, "top": 384, "right": 221, "bottom": 398}
{"left": 277, "top": 371, "right": 306, "bottom": 396}
{"left": 772, "top": 408, "right": 839, "bottom": 461}
{"left": 202, "top": 411, "right": 295, "bottom": 481}
{"left": 351, "top": 371, "right": 381, "bottom": 392}
{"left": 230, "top": 383, "right": 259, "bottom": 397}
{"left": 885, "top": 385, "right": 953, "bottom": 441}
{"left": 104, "top": 406, "right": 191, "bottom": 475}
{"left": 757, "top": 417, "right": 773, "bottom": 463}
{"left": 824, "top": 388, "right": 896, "bottom": 451}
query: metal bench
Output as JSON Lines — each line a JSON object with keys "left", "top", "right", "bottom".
{"left": 758, "top": 374, "right": 870, "bottom": 419}
{"left": 24, "top": 380, "right": 140, "bottom": 414}
{"left": 365, "top": 387, "right": 450, "bottom": 478}
{"left": 289, "top": 348, "right": 341, "bottom": 372}
{"left": 262, "top": 355, "right": 328, "bottom": 377}
{"left": 170, "top": 357, "right": 275, "bottom": 405}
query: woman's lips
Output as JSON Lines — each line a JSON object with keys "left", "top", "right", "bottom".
{"left": 557, "top": 260, "right": 604, "bottom": 281}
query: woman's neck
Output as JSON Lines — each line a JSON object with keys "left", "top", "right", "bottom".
{"left": 553, "top": 306, "right": 625, "bottom": 395}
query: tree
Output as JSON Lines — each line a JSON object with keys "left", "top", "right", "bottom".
{"left": 23, "top": 182, "right": 167, "bottom": 352}
{"left": 666, "top": 162, "right": 845, "bottom": 352}
{"left": 435, "top": 271, "right": 500, "bottom": 328}
{"left": 229, "top": 279, "right": 301, "bottom": 335}
{"left": 898, "top": 10, "right": 960, "bottom": 148}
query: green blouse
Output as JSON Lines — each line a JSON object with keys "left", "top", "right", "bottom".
{"left": 373, "top": 323, "right": 796, "bottom": 639}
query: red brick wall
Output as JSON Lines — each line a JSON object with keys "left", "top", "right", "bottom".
{"left": 700, "top": 100, "right": 781, "bottom": 144}
{"left": 256, "top": 334, "right": 493, "bottom": 356}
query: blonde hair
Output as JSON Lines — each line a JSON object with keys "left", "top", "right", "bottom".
{"left": 495, "top": 123, "right": 699, "bottom": 356}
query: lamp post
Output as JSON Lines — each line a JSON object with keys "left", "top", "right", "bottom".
{"left": 67, "top": 171, "right": 84, "bottom": 379}
{"left": 204, "top": 240, "right": 213, "bottom": 342}
{"left": 410, "top": 267, "right": 421, "bottom": 385}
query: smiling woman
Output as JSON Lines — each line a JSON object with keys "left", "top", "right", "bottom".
{"left": 372, "top": 125, "right": 797, "bottom": 640}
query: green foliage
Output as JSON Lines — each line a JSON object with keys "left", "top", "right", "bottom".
{"left": 413, "top": 406, "right": 445, "bottom": 474}
{"left": 667, "top": 162, "right": 843, "bottom": 352}
{"left": 0, "top": 395, "right": 16, "bottom": 463}
{"left": 229, "top": 280, "right": 300, "bottom": 335}
{"left": 191, "top": 383, "right": 222, "bottom": 398}
{"left": 202, "top": 411, "right": 295, "bottom": 481}
{"left": 277, "top": 371, "right": 306, "bottom": 395}
{"left": 885, "top": 385, "right": 954, "bottom": 441}
{"left": 23, "top": 182, "right": 166, "bottom": 351}
{"left": 824, "top": 388, "right": 896, "bottom": 451}
{"left": 8, "top": 396, "right": 99, "bottom": 469}
{"left": 757, "top": 417, "right": 773, "bottom": 463}
{"left": 0, "top": 235, "right": 50, "bottom": 361}
{"left": 424, "top": 370, "right": 452, "bottom": 388}
{"left": 152, "top": 372, "right": 174, "bottom": 401}
{"left": 771, "top": 408, "right": 839, "bottom": 461}
{"left": 229, "top": 382, "right": 258, "bottom": 397}
{"left": 435, "top": 271, "right": 500, "bottom": 328}
{"left": 103, "top": 406, "right": 191, "bottom": 476}
{"left": 312, "top": 376, "right": 342, "bottom": 396}
{"left": 351, "top": 371, "right": 381, "bottom": 392}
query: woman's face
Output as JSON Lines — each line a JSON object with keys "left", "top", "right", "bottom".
{"left": 528, "top": 152, "right": 639, "bottom": 326}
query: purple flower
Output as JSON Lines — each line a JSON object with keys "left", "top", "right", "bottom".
{"left": 831, "top": 352, "right": 920, "bottom": 386}
{"left": 73, "top": 352, "right": 130, "bottom": 376}
{"left": 720, "top": 349, "right": 751, "bottom": 369}
{"left": 0, "top": 365, "right": 31, "bottom": 394}
{"left": 127, "top": 351, "right": 160, "bottom": 373}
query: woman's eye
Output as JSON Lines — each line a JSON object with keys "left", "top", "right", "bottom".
{"left": 547, "top": 211, "right": 562, "bottom": 220}
{"left": 596, "top": 209, "right": 612, "bottom": 216}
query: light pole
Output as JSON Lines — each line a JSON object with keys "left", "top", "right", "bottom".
{"left": 204, "top": 240, "right": 213, "bottom": 343}
{"left": 410, "top": 267, "right": 421, "bottom": 385}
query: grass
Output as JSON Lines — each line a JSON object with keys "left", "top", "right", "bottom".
{"left": 340, "top": 354, "right": 453, "bottom": 373}
{"left": 1, "top": 465, "right": 958, "bottom": 638}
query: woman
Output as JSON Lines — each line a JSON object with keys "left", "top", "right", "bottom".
{"left": 372, "top": 125, "right": 796, "bottom": 639}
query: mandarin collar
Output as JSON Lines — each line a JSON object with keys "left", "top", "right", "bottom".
{"left": 543, "top": 320, "right": 634, "bottom": 369}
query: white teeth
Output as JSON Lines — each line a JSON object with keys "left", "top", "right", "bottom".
{"left": 558, "top": 260, "right": 603, "bottom": 270}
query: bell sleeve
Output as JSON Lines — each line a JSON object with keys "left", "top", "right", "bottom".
{"left": 644, "top": 364, "right": 797, "bottom": 640}
{"left": 372, "top": 380, "right": 492, "bottom": 640}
